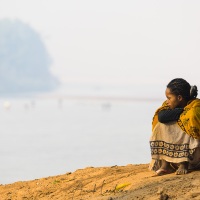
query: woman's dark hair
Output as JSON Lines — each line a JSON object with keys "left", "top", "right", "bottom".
{"left": 167, "top": 78, "right": 198, "bottom": 100}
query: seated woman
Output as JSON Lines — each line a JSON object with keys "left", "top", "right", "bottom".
{"left": 149, "top": 78, "right": 200, "bottom": 175}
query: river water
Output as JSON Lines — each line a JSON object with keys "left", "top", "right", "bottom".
{"left": 0, "top": 94, "right": 161, "bottom": 184}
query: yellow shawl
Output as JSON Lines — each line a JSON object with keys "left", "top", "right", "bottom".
{"left": 152, "top": 98, "right": 200, "bottom": 139}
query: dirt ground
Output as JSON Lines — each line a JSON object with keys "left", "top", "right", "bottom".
{"left": 0, "top": 163, "right": 200, "bottom": 200}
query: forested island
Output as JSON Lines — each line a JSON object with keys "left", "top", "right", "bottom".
{"left": 0, "top": 19, "right": 59, "bottom": 95}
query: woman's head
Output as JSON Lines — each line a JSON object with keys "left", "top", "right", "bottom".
{"left": 165, "top": 78, "right": 198, "bottom": 109}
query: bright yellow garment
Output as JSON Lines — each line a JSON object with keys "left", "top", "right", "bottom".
{"left": 152, "top": 99, "right": 200, "bottom": 139}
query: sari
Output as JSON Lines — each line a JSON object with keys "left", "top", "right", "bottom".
{"left": 150, "top": 99, "right": 200, "bottom": 171}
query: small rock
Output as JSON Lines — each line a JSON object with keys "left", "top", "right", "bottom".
{"left": 160, "top": 193, "right": 169, "bottom": 200}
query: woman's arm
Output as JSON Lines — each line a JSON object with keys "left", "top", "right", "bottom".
{"left": 158, "top": 108, "right": 184, "bottom": 123}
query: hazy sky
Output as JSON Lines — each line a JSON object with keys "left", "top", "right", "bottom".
{"left": 1, "top": 0, "right": 200, "bottom": 87}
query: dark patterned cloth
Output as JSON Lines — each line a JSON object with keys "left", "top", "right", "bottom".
{"left": 158, "top": 108, "right": 184, "bottom": 123}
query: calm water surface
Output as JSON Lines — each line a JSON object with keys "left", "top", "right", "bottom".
{"left": 0, "top": 98, "right": 161, "bottom": 184}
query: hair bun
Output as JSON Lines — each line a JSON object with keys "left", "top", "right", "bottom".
{"left": 190, "top": 85, "right": 198, "bottom": 98}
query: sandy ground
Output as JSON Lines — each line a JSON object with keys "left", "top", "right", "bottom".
{"left": 0, "top": 163, "right": 200, "bottom": 200}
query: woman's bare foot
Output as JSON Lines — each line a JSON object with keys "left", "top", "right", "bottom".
{"left": 156, "top": 160, "right": 175, "bottom": 176}
{"left": 175, "top": 162, "right": 189, "bottom": 175}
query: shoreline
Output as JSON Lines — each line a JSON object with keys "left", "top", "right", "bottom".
{"left": 1, "top": 163, "right": 200, "bottom": 199}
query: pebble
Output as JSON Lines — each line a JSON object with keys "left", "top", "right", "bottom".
{"left": 160, "top": 193, "right": 169, "bottom": 200}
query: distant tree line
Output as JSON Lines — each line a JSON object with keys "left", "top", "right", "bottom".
{"left": 0, "top": 19, "right": 59, "bottom": 95}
